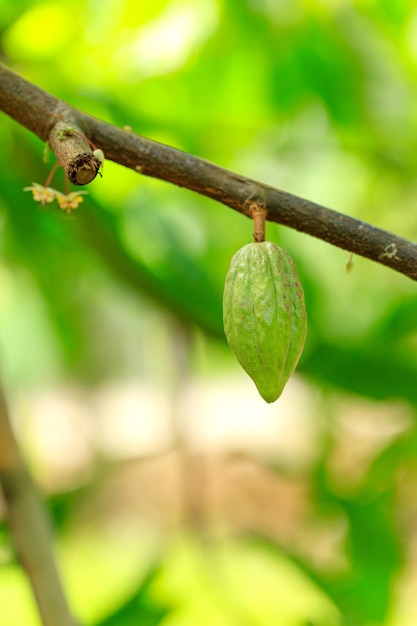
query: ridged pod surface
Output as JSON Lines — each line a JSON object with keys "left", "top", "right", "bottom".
{"left": 223, "top": 242, "right": 307, "bottom": 403}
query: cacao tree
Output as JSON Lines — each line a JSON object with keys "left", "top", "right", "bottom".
{"left": 0, "top": 2, "right": 417, "bottom": 626}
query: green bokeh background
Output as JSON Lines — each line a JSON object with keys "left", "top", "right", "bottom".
{"left": 1, "top": 1, "right": 417, "bottom": 625}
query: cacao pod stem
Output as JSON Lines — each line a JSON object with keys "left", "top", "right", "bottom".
{"left": 252, "top": 203, "right": 268, "bottom": 243}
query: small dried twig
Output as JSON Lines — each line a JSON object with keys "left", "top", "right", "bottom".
{"left": 49, "top": 118, "right": 102, "bottom": 185}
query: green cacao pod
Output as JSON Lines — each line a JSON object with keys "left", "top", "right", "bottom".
{"left": 223, "top": 241, "right": 307, "bottom": 403}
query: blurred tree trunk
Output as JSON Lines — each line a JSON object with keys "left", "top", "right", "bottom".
{"left": 0, "top": 386, "right": 78, "bottom": 626}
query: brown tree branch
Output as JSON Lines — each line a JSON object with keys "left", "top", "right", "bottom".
{"left": 0, "top": 386, "right": 78, "bottom": 626}
{"left": 1, "top": 62, "right": 417, "bottom": 280}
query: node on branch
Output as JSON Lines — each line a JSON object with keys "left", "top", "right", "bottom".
{"left": 49, "top": 120, "right": 101, "bottom": 185}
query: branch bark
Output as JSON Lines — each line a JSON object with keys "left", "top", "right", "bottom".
{"left": 0, "top": 386, "right": 78, "bottom": 626}
{"left": 1, "top": 62, "right": 417, "bottom": 280}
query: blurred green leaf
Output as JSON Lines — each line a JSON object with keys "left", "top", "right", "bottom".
{"left": 77, "top": 200, "right": 224, "bottom": 338}
{"left": 93, "top": 561, "right": 170, "bottom": 626}
{"left": 300, "top": 339, "right": 417, "bottom": 404}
